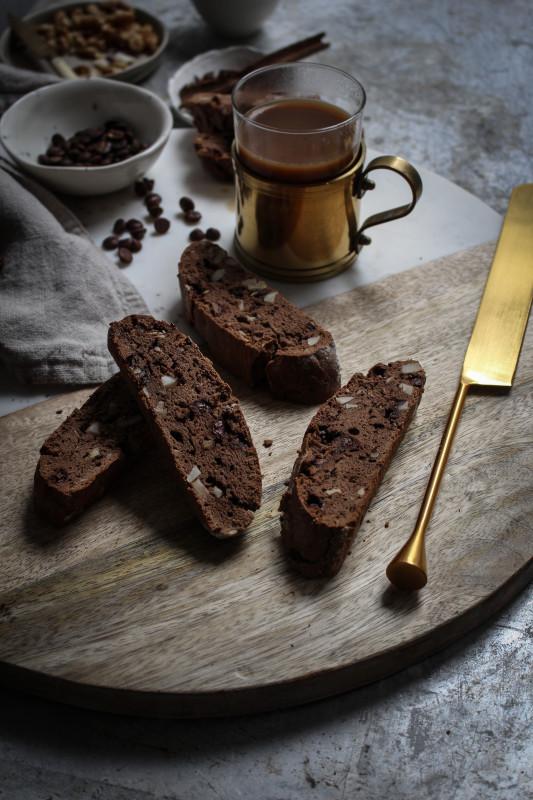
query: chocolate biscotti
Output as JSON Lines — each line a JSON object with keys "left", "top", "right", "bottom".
{"left": 181, "top": 91, "right": 233, "bottom": 135}
{"left": 34, "top": 374, "right": 151, "bottom": 526}
{"left": 179, "top": 241, "right": 341, "bottom": 404}
{"left": 193, "top": 132, "right": 234, "bottom": 182}
{"left": 279, "top": 360, "right": 426, "bottom": 577}
{"left": 108, "top": 314, "right": 262, "bottom": 538}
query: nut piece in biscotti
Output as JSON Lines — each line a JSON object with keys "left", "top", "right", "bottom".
{"left": 34, "top": 374, "right": 151, "bottom": 526}
{"left": 279, "top": 360, "right": 426, "bottom": 577}
{"left": 107, "top": 314, "right": 262, "bottom": 538}
{"left": 179, "top": 241, "right": 341, "bottom": 404}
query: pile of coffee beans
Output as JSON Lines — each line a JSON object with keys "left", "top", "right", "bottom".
{"left": 101, "top": 180, "right": 221, "bottom": 265}
{"left": 179, "top": 196, "right": 220, "bottom": 243}
{"left": 38, "top": 120, "right": 148, "bottom": 167}
{"left": 101, "top": 176, "right": 171, "bottom": 264}
{"left": 103, "top": 217, "right": 146, "bottom": 264}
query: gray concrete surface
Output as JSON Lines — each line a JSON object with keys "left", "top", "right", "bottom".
{"left": 1, "top": 1, "right": 532, "bottom": 798}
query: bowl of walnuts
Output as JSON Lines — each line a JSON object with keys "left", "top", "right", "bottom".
{"left": 0, "top": 78, "right": 173, "bottom": 195}
{"left": 0, "top": 1, "right": 168, "bottom": 83}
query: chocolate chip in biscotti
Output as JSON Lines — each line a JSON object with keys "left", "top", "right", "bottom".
{"left": 107, "top": 314, "right": 262, "bottom": 538}
{"left": 279, "top": 360, "right": 426, "bottom": 577}
{"left": 33, "top": 374, "right": 151, "bottom": 526}
{"left": 178, "top": 241, "right": 341, "bottom": 405}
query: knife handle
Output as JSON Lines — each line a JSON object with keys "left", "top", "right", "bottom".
{"left": 386, "top": 380, "right": 470, "bottom": 590}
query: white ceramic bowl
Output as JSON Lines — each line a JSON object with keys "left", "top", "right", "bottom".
{"left": 190, "top": 0, "right": 280, "bottom": 37}
{"left": 0, "top": 78, "right": 173, "bottom": 195}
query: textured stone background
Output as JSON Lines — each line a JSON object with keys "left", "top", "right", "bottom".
{"left": 140, "top": 0, "right": 533, "bottom": 215}
{"left": 0, "top": 1, "right": 532, "bottom": 798}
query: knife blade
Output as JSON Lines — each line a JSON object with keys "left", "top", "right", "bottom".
{"left": 463, "top": 183, "right": 533, "bottom": 386}
{"left": 8, "top": 13, "right": 79, "bottom": 80}
{"left": 386, "top": 183, "right": 533, "bottom": 590}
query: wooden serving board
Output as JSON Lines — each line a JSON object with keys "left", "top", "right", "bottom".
{"left": 1, "top": 241, "right": 532, "bottom": 718}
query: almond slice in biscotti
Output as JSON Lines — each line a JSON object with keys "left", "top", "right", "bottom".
{"left": 178, "top": 241, "right": 341, "bottom": 404}
{"left": 34, "top": 373, "right": 151, "bottom": 526}
{"left": 108, "top": 314, "right": 262, "bottom": 538}
{"left": 279, "top": 360, "right": 426, "bottom": 577}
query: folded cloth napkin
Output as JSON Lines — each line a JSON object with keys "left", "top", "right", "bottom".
{"left": 0, "top": 64, "right": 149, "bottom": 386}
{"left": 0, "top": 158, "right": 149, "bottom": 385}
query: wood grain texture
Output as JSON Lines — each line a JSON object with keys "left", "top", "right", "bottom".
{"left": 1, "top": 241, "right": 532, "bottom": 717}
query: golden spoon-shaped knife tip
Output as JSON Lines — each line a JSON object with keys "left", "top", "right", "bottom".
{"left": 386, "top": 531, "right": 427, "bottom": 590}
{"left": 386, "top": 556, "right": 427, "bottom": 590}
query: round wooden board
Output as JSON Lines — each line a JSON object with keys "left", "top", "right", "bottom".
{"left": 0, "top": 242, "right": 532, "bottom": 717}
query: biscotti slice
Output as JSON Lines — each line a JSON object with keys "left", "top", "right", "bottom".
{"left": 179, "top": 241, "right": 341, "bottom": 404}
{"left": 193, "top": 132, "right": 234, "bottom": 182}
{"left": 279, "top": 360, "right": 426, "bottom": 577}
{"left": 181, "top": 91, "right": 234, "bottom": 134}
{"left": 108, "top": 314, "right": 262, "bottom": 538}
{"left": 34, "top": 374, "right": 151, "bottom": 526}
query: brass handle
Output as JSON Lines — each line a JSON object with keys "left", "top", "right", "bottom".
{"left": 354, "top": 155, "right": 423, "bottom": 251}
{"left": 386, "top": 380, "right": 470, "bottom": 590}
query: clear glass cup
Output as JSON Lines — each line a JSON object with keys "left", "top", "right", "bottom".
{"left": 231, "top": 63, "right": 422, "bottom": 282}
{"left": 232, "top": 62, "right": 366, "bottom": 184}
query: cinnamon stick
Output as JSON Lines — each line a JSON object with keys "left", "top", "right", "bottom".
{"left": 179, "top": 33, "right": 329, "bottom": 105}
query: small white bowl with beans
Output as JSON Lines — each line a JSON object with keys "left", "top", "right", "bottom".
{"left": 0, "top": 78, "right": 173, "bottom": 195}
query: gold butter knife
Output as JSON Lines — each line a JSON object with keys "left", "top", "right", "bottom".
{"left": 386, "top": 183, "right": 533, "bottom": 590}
{"left": 8, "top": 13, "right": 78, "bottom": 80}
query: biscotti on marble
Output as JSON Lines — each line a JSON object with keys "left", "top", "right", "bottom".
{"left": 181, "top": 91, "right": 234, "bottom": 135}
{"left": 178, "top": 241, "right": 341, "bottom": 404}
{"left": 279, "top": 360, "right": 426, "bottom": 577}
{"left": 193, "top": 132, "right": 234, "bottom": 182}
{"left": 108, "top": 314, "right": 262, "bottom": 538}
{"left": 34, "top": 374, "right": 151, "bottom": 526}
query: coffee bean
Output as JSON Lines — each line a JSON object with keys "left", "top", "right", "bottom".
{"left": 148, "top": 205, "right": 163, "bottom": 218}
{"left": 118, "top": 237, "right": 135, "bottom": 250}
{"left": 103, "top": 235, "right": 119, "bottom": 250}
{"left": 134, "top": 179, "right": 148, "bottom": 196}
{"left": 189, "top": 228, "right": 205, "bottom": 241}
{"left": 129, "top": 238, "right": 142, "bottom": 253}
{"left": 118, "top": 247, "right": 133, "bottom": 263}
{"left": 130, "top": 226, "right": 147, "bottom": 240}
{"left": 205, "top": 227, "right": 221, "bottom": 241}
{"left": 134, "top": 177, "right": 154, "bottom": 196}
{"left": 126, "top": 218, "right": 144, "bottom": 231}
{"left": 184, "top": 209, "right": 202, "bottom": 223}
{"left": 145, "top": 193, "right": 162, "bottom": 207}
{"left": 154, "top": 217, "right": 170, "bottom": 234}
{"left": 113, "top": 218, "right": 127, "bottom": 234}
{"left": 179, "top": 196, "right": 195, "bottom": 212}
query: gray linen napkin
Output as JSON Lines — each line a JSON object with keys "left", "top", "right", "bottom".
{"left": 0, "top": 64, "right": 149, "bottom": 386}
{"left": 0, "top": 159, "right": 149, "bottom": 385}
